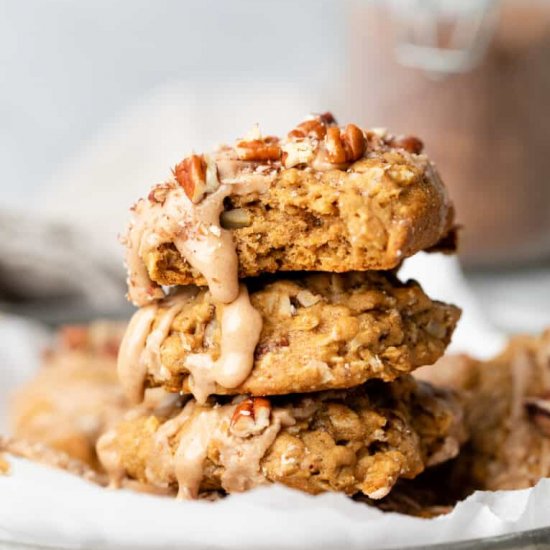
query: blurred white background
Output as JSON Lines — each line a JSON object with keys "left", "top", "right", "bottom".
{"left": 0, "top": 0, "right": 345, "bottom": 209}
{"left": 0, "top": 0, "right": 549, "bottom": 333}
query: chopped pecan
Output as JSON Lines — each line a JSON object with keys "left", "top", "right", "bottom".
{"left": 288, "top": 119, "right": 327, "bottom": 140}
{"left": 230, "top": 397, "right": 271, "bottom": 437}
{"left": 363, "top": 130, "right": 387, "bottom": 152}
{"left": 389, "top": 135, "right": 424, "bottom": 155}
{"left": 174, "top": 154, "right": 208, "bottom": 203}
{"left": 287, "top": 112, "right": 338, "bottom": 140}
{"left": 235, "top": 136, "right": 281, "bottom": 162}
{"left": 254, "top": 336, "right": 290, "bottom": 359}
{"left": 281, "top": 140, "right": 316, "bottom": 168}
{"left": 148, "top": 183, "right": 173, "bottom": 205}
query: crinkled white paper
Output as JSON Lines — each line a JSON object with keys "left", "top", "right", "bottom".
{"left": 1, "top": 256, "right": 549, "bottom": 549}
{"left": 2, "top": 458, "right": 550, "bottom": 549}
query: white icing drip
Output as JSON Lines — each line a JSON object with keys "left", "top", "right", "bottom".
{"left": 95, "top": 430, "right": 125, "bottom": 488}
{"left": 121, "top": 166, "right": 273, "bottom": 407}
{"left": 227, "top": 174, "right": 273, "bottom": 194}
{"left": 186, "top": 285, "right": 263, "bottom": 403}
{"left": 96, "top": 398, "right": 302, "bottom": 498}
{"left": 173, "top": 185, "right": 238, "bottom": 303}
{"left": 142, "top": 288, "right": 197, "bottom": 381}
{"left": 125, "top": 184, "right": 238, "bottom": 305}
{"left": 117, "top": 305, "right": 158, "bottom": 404}
{"left": 124, "top": 214, "right": 165, "bottom": 306}
{"left": 125, "top": 172, "right": 272, "bottom": 308}
{"left": 146, "top": 399, "right": 197, "bottom": 487}
{"left": 118, "top": 290, "right": 196, "bottom": 404}
{"left": 172, "top": 403, "right": 294, "bottom": 499}
{"left": 118, "top": 283, "right": 261, "bottom": 405}
{"left": 174, "top": 407, "right": 222, "bottom": 499}
{"left": 219, "top": 410, "right": 293, "bottom": 492}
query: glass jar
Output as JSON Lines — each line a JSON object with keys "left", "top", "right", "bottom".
{"left": 347, "top": 0, "right": 550, "bottom": 266}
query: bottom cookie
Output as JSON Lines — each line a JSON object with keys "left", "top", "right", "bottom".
{"left": 97, "top": 376, "right": 465, "bottom": 500}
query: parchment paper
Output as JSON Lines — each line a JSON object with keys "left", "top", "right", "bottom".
{"left": 2, "top": 458, "right": 550, "bottom": 550}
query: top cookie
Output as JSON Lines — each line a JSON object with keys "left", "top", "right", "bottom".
{"left": 123, "top": 114, "right": 455, "bottom": 306}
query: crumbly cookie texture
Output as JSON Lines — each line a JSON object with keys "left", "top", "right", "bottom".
{"left": 10, "top": 321, "right": 128, "bottom": 469}
{"left": 126, "top": 272, "right": 460, "bottom": 399}
{"left": 97, "top": 377, "right": 465, "bottom": 500}
{"left": 123, "top": 114, "right": 455, "bottom": 306}
{"left": 416, "top": 329, "right": 550, "bottom": 492}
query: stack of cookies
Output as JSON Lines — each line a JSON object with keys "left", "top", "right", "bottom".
{"left": 97, "top": 114, "right": 464, "bottom": 501}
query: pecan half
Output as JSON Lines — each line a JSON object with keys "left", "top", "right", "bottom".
{"left": 230, "top": 397, "right": 271, "bottom": 437}
{"left": 174, "top": 154, "right": 220, "bottom": 203}
{"left": 389, "top": 135, "right": 424, "bottom": 155}
{"left": 322, "top": 124, "right": 366, "bottom": 164}
{"left": 174, "top": 154, "right": 208, "bottom": 203}
{"left": 235, "top": 136, "right": 281, "bottom": 162}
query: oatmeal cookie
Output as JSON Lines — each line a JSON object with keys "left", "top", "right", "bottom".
{"left": 117, "top": 272, "right": 460, "bottom": 404}
{"left": 97, "top": 376, "right": 465, "bottom": 500}
{"left": 123, "top": 114, "right": 455, "bottom": 307}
